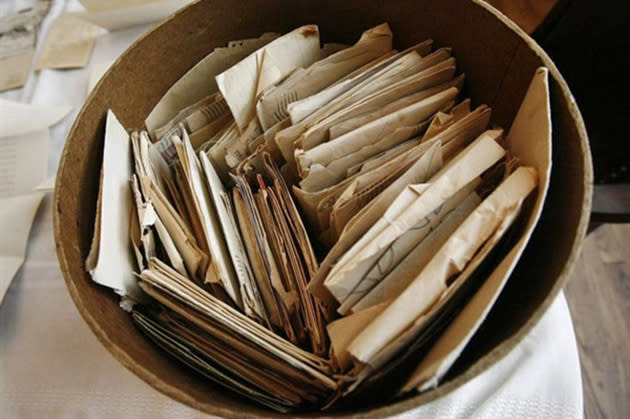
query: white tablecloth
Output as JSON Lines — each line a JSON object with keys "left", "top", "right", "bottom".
{"left": 0, "top": 0, "right": 584, "bottom": 417}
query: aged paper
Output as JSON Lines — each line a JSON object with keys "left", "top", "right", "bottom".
{"left": 327, "top": 139, "right": 425, "bottom": 238}
{"left": 324, "top": 130, "right": 505, "bottom": 303}
{"left": 327, "top": 303, "right": 386, "bottom": 371}
{"left": 0, "top": 99, "right": 63, "bottom": 302}
{"left": 200, "top": 152, "right": 266, "bottom": 321}
{"left": 347, "top": 167, "right": 538, "bottom": 363}
{"left": 216, "top": 25, "right": 321, "bottom": 130}
{"left": 0, "top": 50, "right": 34, "bottom": 92}
{"left": 297, "top": 87, "right": 458, "bottom": 190}
{"left": 86, "top": 110, "right": 143, "bottom": 305}
{"left": 255, "top": 23, "right": 393, "bottom": 131}
{"left": 153, "top": 93, "right": 229, "bottom": 140}
{"left": 0, "top": 1, "right": 49, "bottom": 91}
{"left": 232, "top": 177, "right": 289, "bottom": 332}
{"left": 286, "top": 48, "right": 421, "bottom": 125}
{"left": 36, "top": 14, "right": 103, "bottom": 70}
{"left": 293, "top": 92, "right": 481, "bottom": 241}
{"left": 294, "top": 136, "right": 441, "bottom": 241}
{"left": 174, "top": 132, "right": 243, "bottom": 307}
{"left": 146, "top": 33, "right": 278, "bottom": 135}
{"left": 275, "top": 47, "right": 450, "bottom": 164}
{"left": 307, "top": 139, "right": 445, "bottom": 304}
{"left": 131, "top": 309, "right": 297, "bottom": 412}
{"left": 328, "top": 83, "right": 455, "bottom": 140}
{"left": 306, "top": 105, "right": 490, "bottom": 308}
{"left": 232, "top": 151, "right": 327, "bottom": 354}
{"left": 298, "top": 52, "right": 457, "bottom": 153}
{"left": 137, "top": 258, "right": 335, "bottom": 385}
{"left": 337, "top": 183, "right": 481, "bottom": 315}
{"left": 351, "top": 189, "right": 481, "bottom": 313}
{"left": 148, "top": 179, "right": 206, "bottom": 281}
{"left": 401, "top": 67, "right": 553, "bottom": 393}
{"left": 357, "top": 202, "right": 525, "bottom": 378}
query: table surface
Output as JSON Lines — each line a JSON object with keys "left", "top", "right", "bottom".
{"left": 0, "top": 0, "right": 584, "bottom": 417}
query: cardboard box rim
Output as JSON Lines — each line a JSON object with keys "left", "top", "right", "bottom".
{"left": 53, "top": 0, "right": 593, "bottom": 417}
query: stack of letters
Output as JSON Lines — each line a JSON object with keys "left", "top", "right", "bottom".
{"left": 87, "top": 23, "right": 551, "bottom": 411}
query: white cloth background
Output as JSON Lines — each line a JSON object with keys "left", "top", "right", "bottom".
{"left": 0, "top": 0, "right": 584, "bottom": 417}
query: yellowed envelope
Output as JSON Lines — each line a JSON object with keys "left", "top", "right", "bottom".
{"left": 401, "top": 67, "right": 552, "bottom": 393}
{"left": 36, "top": 15, "right": 103, "bottom": 70}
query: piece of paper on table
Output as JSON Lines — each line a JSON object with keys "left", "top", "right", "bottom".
{"left": 0, "top": 100, "right": 71, "bottom": 304}
{"left": 35, "top": 14, "right": 103, "bottom": 70}
{"left": 0, "top": 1, "right": 49, "bottom": 91}
{"left": 0, "top": 100, "right": 70, "bottom": 196}
{"left": 86, "top": 110, "right": 143, "bottom": 306}
{"left": 70, "top": 0, "right": 195, "bottom": 32}
{"left": 0, "top": 192, "right": 45, "bottom": 303}
{"left": 0, "top": 1, "right": 49, "bottom": 32}
{"left": 0, "top": 50, "right": 34, "bottom": 92}
{"left": 0, "top": 99, "right": 72, "bottom": 137}
{"left": 401, "top": 67, "right": 553, "bottom": 393}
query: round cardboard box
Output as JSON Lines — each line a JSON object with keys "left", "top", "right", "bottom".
{"left": 54, "top": 0, "right": 592, "bottom": 416}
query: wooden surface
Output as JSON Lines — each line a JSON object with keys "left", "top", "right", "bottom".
{"left": 565, "top": 223, "right": 630, "bottom": 419}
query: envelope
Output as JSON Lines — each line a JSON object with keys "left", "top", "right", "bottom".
{"left": 136, "top": 257, "right": 336, "bottom": 390}
{"left": 232, "top": 151, "right": 327, "bottom": 355}
{"left": 324, "top": 129, "right": 506, "bottom": 304}
{"left": 172, "top": 131, "right": 243, "bottom": 307}
{"left": 145, "top": 32, "right": 278, "bottom": 135}
{"left": 131, "top": 309, "right": 296, "bottom": 412}
{"left": 275, "top": 44, "right": 442, "bottom": 163}
{"left": 347, "top": 166, "right": 537, "bottom": 364}
{"left": 256, "top": 23, "right": 393, "bottom": 131}
{"left": 216, "top": 25, "right": 322, "bottom": 130}
{"left": 400, "top": 67, "right": 552, "bottom": 393}
{"left": 306, "top": 104, "right": 492, "bottom": 307}
{"left": 297, "top": 87, "right": 459, "bottom": 188}
{"left": 301, "top": 50, "right": 457, "bottom": 151}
